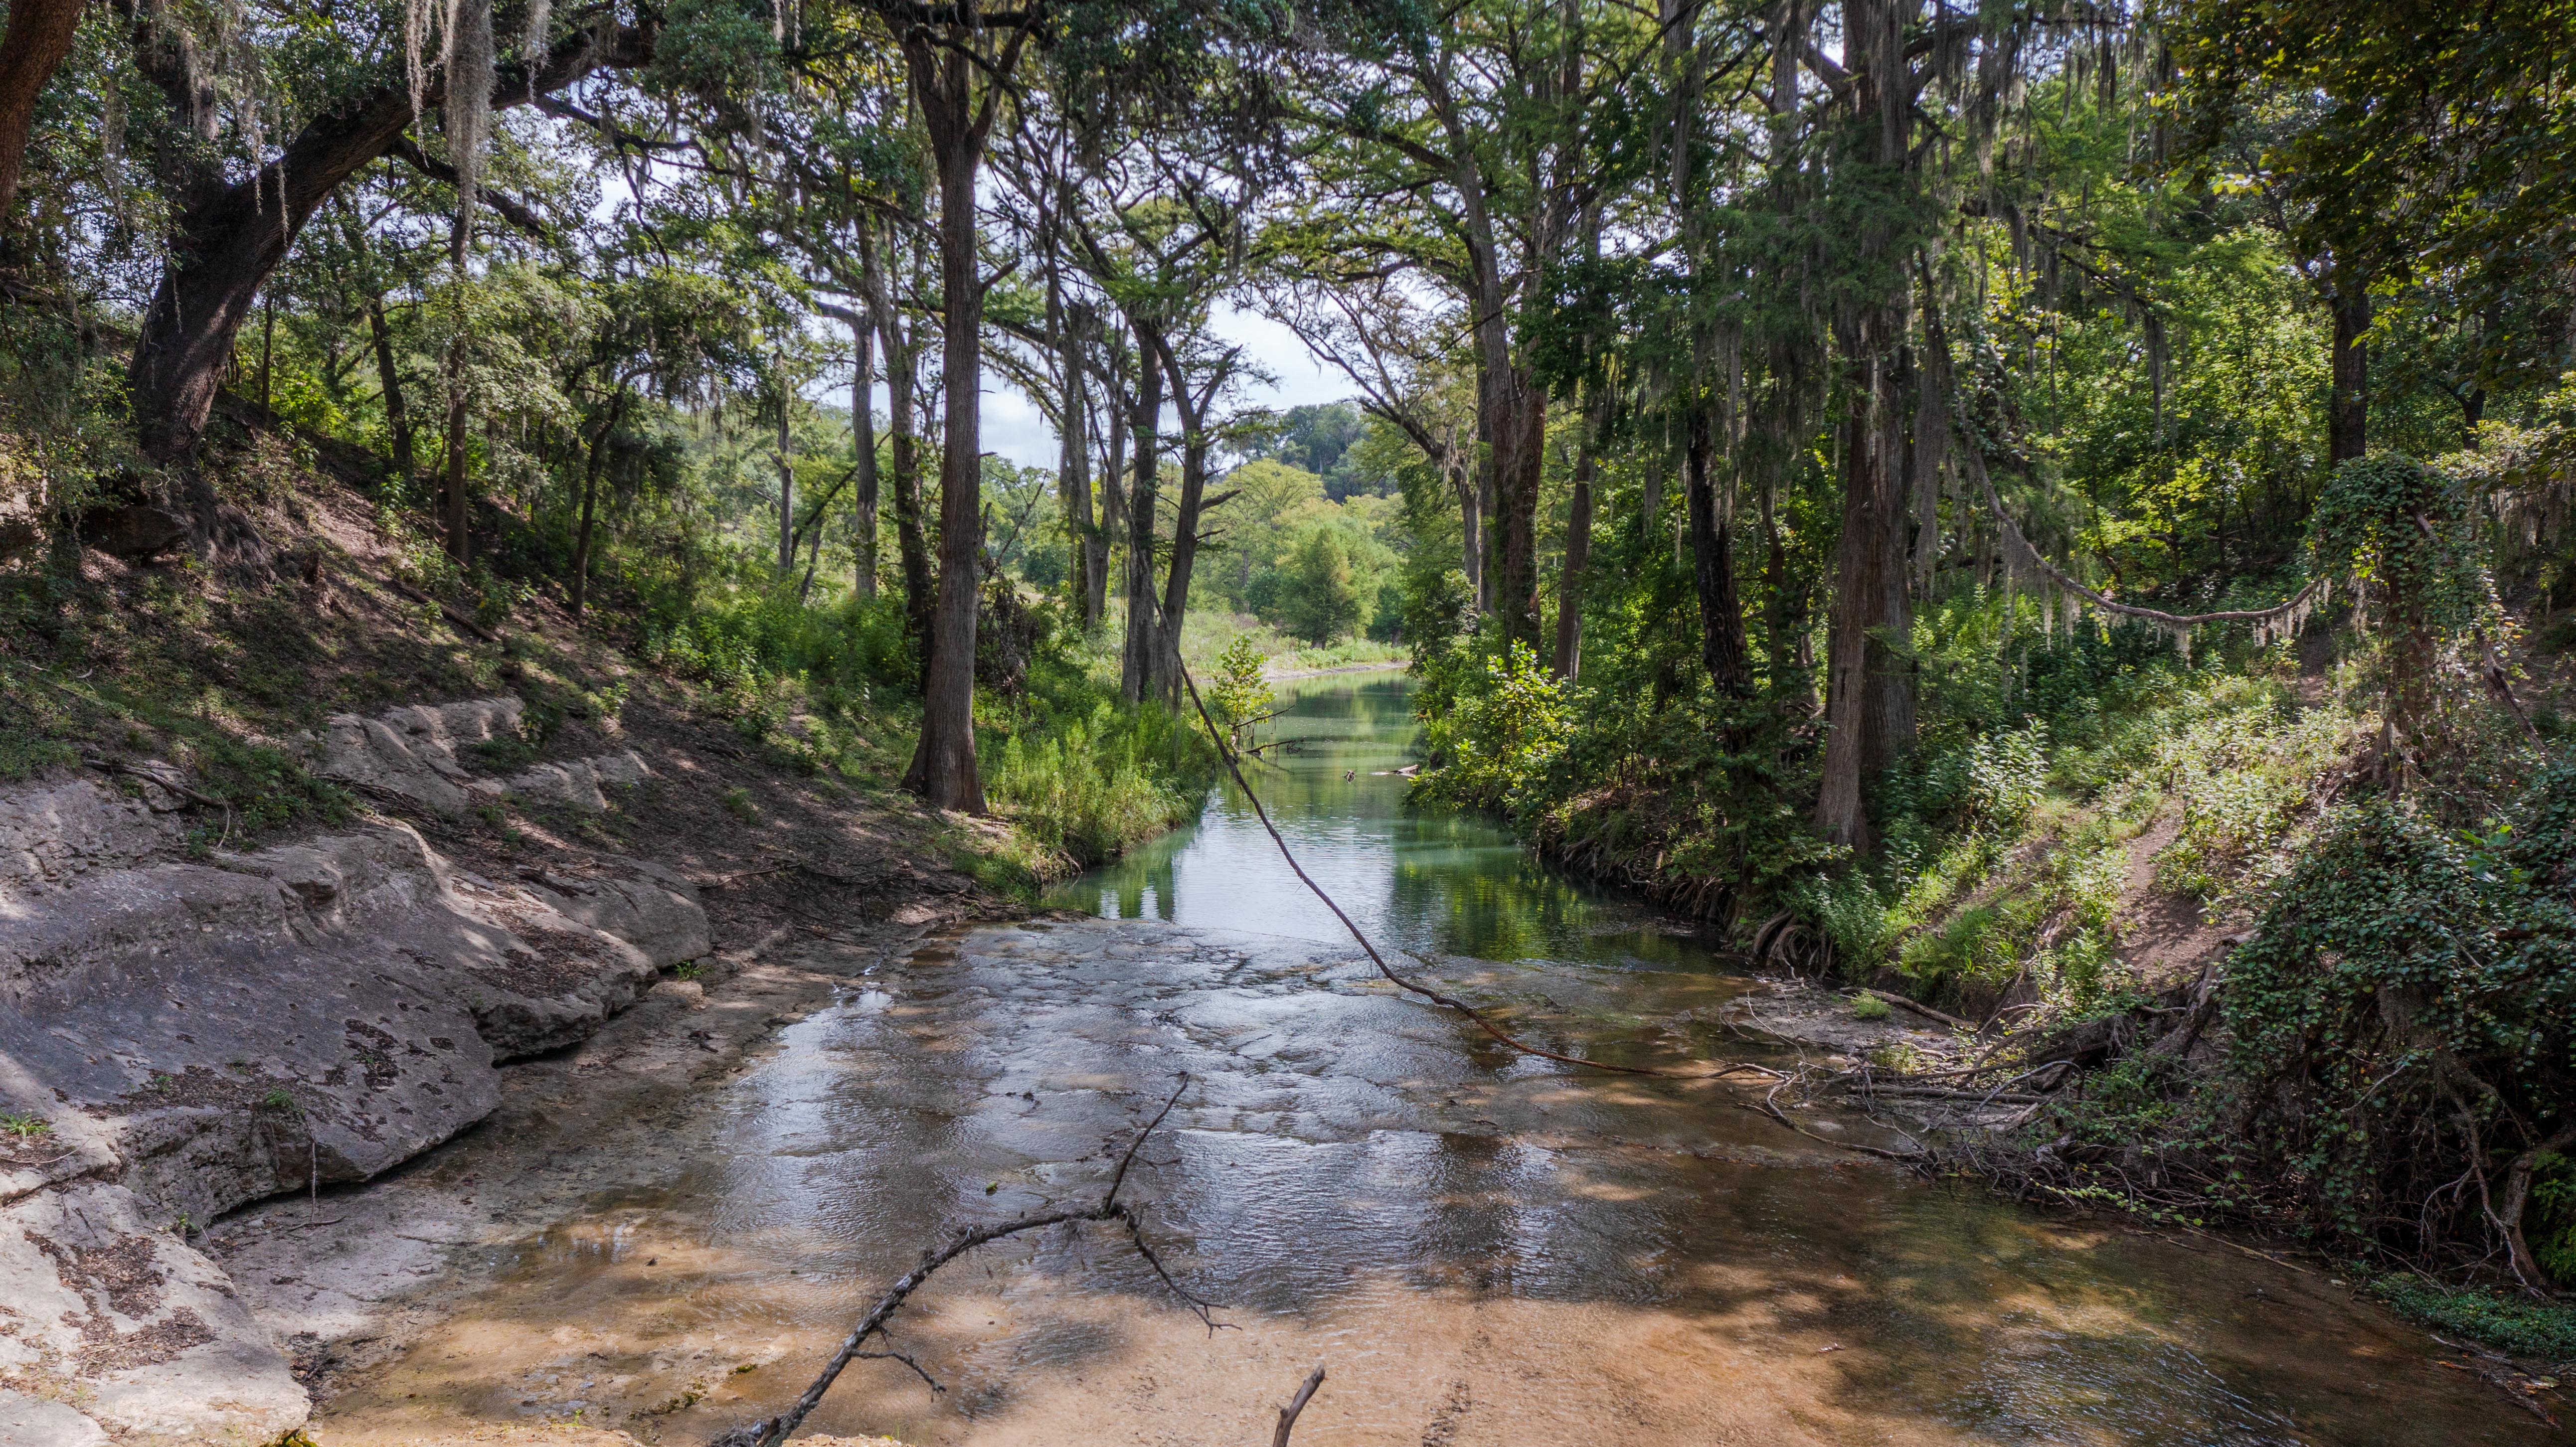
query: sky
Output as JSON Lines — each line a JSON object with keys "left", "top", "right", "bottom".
{"left": 979, "top": 303, "right": 1354, "bottom": 469}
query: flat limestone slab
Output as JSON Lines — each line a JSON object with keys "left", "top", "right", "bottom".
{"left": 0, "top": 1181, "right": 305, "bottom": 1446}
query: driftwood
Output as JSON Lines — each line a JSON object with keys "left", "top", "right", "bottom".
{"left": 1861, "top": 988, "right": 1974, "bottom": 1031}
{"left": 708, "top": 1079, "right": 1211, "bottom": 1447}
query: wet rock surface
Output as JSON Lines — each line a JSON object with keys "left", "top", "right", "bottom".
{"left": 273, "top": 919, "right": 2547, "bottom": 1447}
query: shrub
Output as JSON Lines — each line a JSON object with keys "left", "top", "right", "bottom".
{"left": 983, "top": 699, "right": 1210, "bottom": 866}
{"left": 1415, "top": 640, "right": 1578, "bottom": 814}
{"left": 2371, "top": 1277, "right": 2576, "bottom": 1360}
{"left": 2224, "top": 764, "right": 2576, "bottom": 1270}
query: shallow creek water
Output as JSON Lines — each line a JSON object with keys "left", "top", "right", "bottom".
{"left": 314, "top": 673, "right": 2544, "bottom": 1445}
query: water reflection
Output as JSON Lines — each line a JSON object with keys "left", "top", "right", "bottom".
{"left": 1044, "top": 672, "right": 1707, "bottom": 968}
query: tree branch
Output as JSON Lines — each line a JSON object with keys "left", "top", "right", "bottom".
{"left": 708, "top": 1078, "right": 1205, "bottom": 1447}
{"left": 385, "top": 137, "right": 550, "bottom": 238}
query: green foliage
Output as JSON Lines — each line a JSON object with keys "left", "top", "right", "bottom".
{"left": 1415, "top": 640, "right": 1580, "bottom": 813}
{"left": 2308, "top": 455, "right": 2492, "bottom": 641}
{"left": 0, "top": 1111, "right": 51, "bottom": 1139}
{"left": 984, "top": 699, "right": 1209, "bottom": 866}
{"left": 2222, "top": 763, "right": 2576, "bottom": 1255}
{"left": 2532, "top": 1151, "right": 2576, "bottom": 1284}
{"left": 1206, "top": 636, "right": 1274, "bottom": 747}
{"left": 1274, "top": 524, "right": 1369, "bottom": 645}
{"left": 1849, "top": 992, "right": 1892, "bottom": 1022}
{"left": 2371, "top": 1277, "right": 2576, "bottom": 1361}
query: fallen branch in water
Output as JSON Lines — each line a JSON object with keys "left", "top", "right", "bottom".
{"left": 1273, "top": 1363, "right": 1327, "bottom": 1446}
{"left": 708, "top": 1078, "right": 1212, "bottom": 1447}
{"left": 1177, "top": 660, "right": 1775, "bottom": 1086}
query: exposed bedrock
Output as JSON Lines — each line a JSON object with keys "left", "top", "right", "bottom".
{"left": 0, "top": 754, "right": 709, "bottom": 1445}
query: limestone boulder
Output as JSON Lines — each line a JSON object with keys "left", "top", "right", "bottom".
{"left": 305, "top": 697, "right": 521, "bottom": 814}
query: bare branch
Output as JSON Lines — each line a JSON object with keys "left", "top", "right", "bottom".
{"left": 709, "top": 1079, "right": 1200, "bottom": 1447}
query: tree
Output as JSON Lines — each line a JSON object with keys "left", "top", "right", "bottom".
{"left": 1279, "top": 524, "right": 1364, "bottom": 644}
{"left": 119, "top": 2, "right": 654, "bottom": 548}
{"left": 2174, "top": 0, "right": 2576, "bottom": 437}
{"left": 0, "top": 0, "right": 85, "bottom": 218}
{"left": 1280, "top": 0, "right": 1639, "bottom": 647}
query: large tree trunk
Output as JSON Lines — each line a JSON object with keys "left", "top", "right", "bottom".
{"left": 1119, "top": 324, "right": 1166, "bottom": 704}
{"left": 2330, "top": 277, "right": 2370, "bottom": 466}
{"left": 1811, "top": 0, "right": 1916, "bottom": 850}
{"left": 365, "top": 293, "right": 414, "bottom": 484}
{"left": 1814, "top": 364, "right": 1912, "bottom": 850}
{"left": 0, "top": 0, "right": 85, "bottom": 218}
{"left": 1552, "top": 428, "right": 1593, "bottom": 680}
{"left": 1488, "top": 365, "right": 1546, "bottom": 647}
{"left": 1467, "top": 344, "right": 1546, "bottom": 645}
{"left": 850, "top": 315, "right": 878, "bottom": 599}
{"left": 899, "top": 37, "right": 994, "bottom": 813}
{"left": 1685, "top": 395, "right": 1751, "bottom": 696}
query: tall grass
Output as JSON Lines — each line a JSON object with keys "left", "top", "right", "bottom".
{"left": 983, "top": 699, "right": 1211, "bottom": 866}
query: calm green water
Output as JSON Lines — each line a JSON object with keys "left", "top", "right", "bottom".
{"left": 1043, "top": 670, "right": 1714, "bottom": 971}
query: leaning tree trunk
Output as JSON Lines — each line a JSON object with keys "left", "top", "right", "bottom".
{"left": 124, "top": 18, "right": 648, "bottom": 532}
{"left": 0, "top": 0, "right": 86, "bottom": 219}
{"left": 899, "top": 37, "right": 993, "bottom": 813}
{"left": 366, "top": 293, "right": 415, "bottom": 485}
{"left": 570, "top": 384, "right": 626, "bottom": 620}
{"left": 1149, "top": 344, "right": 1227, "bottom": 703}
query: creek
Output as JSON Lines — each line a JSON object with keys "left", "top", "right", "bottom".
{"left": 310, "top": 671, "right": 2544, "bottom": 1445}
